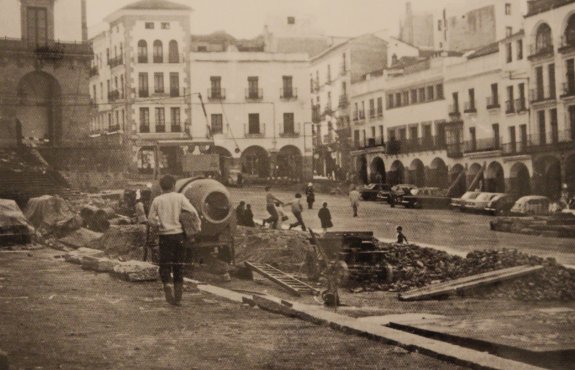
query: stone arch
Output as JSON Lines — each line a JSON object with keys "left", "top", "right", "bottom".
{"left": 509, "top": 162, "right": 531, "bottom": 197}
{"left": 563, "top": 12, "right": 575, "bottom": 46}
{"left": 369, "top": 156, "right": 386, "bottom": 183}
{"left": 428, "top": 157, "right": 448, "bottom": 188}
{"left": 241, "top": 146, "right": 269, "bottom": 178}
{"left": 448, "top": 164, "right": 466, "bottom": 197}
{"left": 137, "top": 40, "right": 148, "bottom": 62}
{"left": 277, "top": 145, "right": 302, "bottom": 180}
{"left": 388, "top": 160, "right": 404, "bottom": 186}
{"left": 534, "top": 22, "right": 553, "bottom": 52}
{"left": 168, "top": 40, "right": 179, "bottom": 63}
{"left": 534, "top": 156, "right": 561, "bottom": 199}
{"left": 153, "top": 40, "right": 163, "bottom": 62}
{"left": 485, "top": 161, "right": 505, "bottom": 193}
{"left": 16, "top": 71, "right": 62, "bottom": 145}
{"left": 408, "top": 159, "right": 425, "bottom": 187}
{"left": 357, "top": 155, "right": 368, "bottom": 184}
{"left": 467, "top": 163, "right": 483, "bottom": 191}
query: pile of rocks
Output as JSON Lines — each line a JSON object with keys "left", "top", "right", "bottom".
{"left": 353, "top": 243, "right": 575, "bottom": 301}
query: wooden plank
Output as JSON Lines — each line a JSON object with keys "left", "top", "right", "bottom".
{"left": 245, "top": 261, "right": 320, "bottom": 296}
{"left": 399, "top": 265, "right": 543, "bottom": 301}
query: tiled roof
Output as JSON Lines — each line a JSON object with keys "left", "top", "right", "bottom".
{"left": 123, "top": 0, "right": 192, "bottom": 11}
{"left": 467, "top": 42, "right": 499, "bottom": 59}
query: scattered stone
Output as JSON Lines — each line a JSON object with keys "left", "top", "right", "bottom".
{"left": 81, "top": 256, "right": 119, "bottom": 273}
{"left": 87, "top": 225, "right": 147, "bottom": 260}
{"left": 113, "top": 261, "right": 158, "bottom": 282}
{"left": 58, "top": 228, "right": 102, "bottom": 249}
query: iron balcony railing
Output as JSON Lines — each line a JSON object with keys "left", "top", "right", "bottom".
{"left": 139, "top": 124, "right": 150, "bottom": 133}
{"left": 208, "top": 88, "right": 226, "bottom": 100}
{"left": 561, "top": 82, "right": 575, "bottom": 98}
{"left": 463, "top": 137, "right": 502, "bottom": 153}
{"left": 312, "top": 105, "right": 321, "bottom": 123}
{"left": 501, "top": 141, "right": 529, "bottom": 155}
{"left": 108, "top": 90, "right": 120, "bottom": 102}
{"left": 244, "top": 122, "right": 266, "bottom": 137}
{"left": 528, "top": 130, "right": 574, "bottom": 148}
{"left": 528, "top": 43, "right": 554, "bottom": 60}
{"left": 530, "top": 85, "right": 556, "bottom": 103}
{"left": 505, "top": 100, "right": 515, "bottom": 114}
{"left": 514, "top": 98, "right": 527, "bottom": 112}
{"left": 108, "top": 56, "right": 123, "bottom": 68}
{"left": 369, "top": 109, "right": 376, "bottom": 119}
{"left": 245, "top": 88, "right": 263, "bottom": 100}
{"left": 170, "top": 88, "right": 180, "bottom": 97}
{"left": 280, "top": 88, "right": 297, "bottom": 99}
{"left": 89, "top": 66, "right": 99, "bottom": 77}
{"left": 559, "top": 35, "right": 575, "bottom": 54}
{"left": 138, "top": 55, "right": 148, "bottom": 63}
{"left": 139, "top": 89, "right": 149, "bottom": 98}
{"left": 155, "top": 125, "right": 166, "bottom": 133}
{"left": 171, "top": 124, "right": 182, "bottom": 132}
{"left": 486, "top": 96, "right": 500, "bottom": 109}
{"left": 338, "top": 95, "right": 349, "bottom": 108}
{"left": 463, "top": 101, "right": 476, "bottom": 113}
{"left": 279, "top": 122, "right": 301, "bottom": 137}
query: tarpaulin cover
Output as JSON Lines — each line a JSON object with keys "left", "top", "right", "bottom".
{"left": 0, "top": 199, "right": 34, "bottom": 233}
{"left": 24, "top": 195, "right": 80, "bottom": 234}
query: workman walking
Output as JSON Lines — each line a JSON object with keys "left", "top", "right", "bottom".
{"left": 148, "top": 175, "right": 201, "bottom": 306}
{"left": 262, "top": 186, "right": 283, "bottom": 228}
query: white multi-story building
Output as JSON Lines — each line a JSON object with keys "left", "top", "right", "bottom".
{"left": 523, "top": 0, "right": 575, "bottom": 199}
{"left": 310, "top": 33, "right": 419, "bottom": 178}
{"left": 89, "top": 0, "right": 203, "bottom": 174}
{"left": 0, "top": 0, "right": 91, "bottom": 149}
{"left": 190, "top": 49, "right": 313, "bottom": 181}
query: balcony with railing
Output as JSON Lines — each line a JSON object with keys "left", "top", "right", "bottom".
{"left": 108, "top": 56, "right": 124, "bottom": 68}
{"left": 446, "top": 143, "right": 463, "bottom": 158}
{"left": 515, "top": 98, "right": 527, "bottom": 112}
{"left": 448, "top": 104, "right": 461, "bottom": 119}
{"left": 279, "top": 122, "right": 301, "bottom": 138}
{"left": 280, "top": 87, "right": 297, "bottom": 100}
{"left": 528, "top": 130, "right": 574, "bottom": 150}
{"left": 139, "top": 89, "right": 149, "bottom": 98}
{"left": 338, "top": 95, "right": 349, "bottom": 108}
{"left": 208, "top": 88, "right": 226, "bottom": 100}
{"left": 530, "top": 85, "right": 556, "bottom": 103}
{"left": 323, "top": 104, "right": 334, "bottom": 116}
{"left": 170, "top": 88, "right": 180, "bottom": 98}
{"left": 245, "top": 88, "right": 263, "bottom": 100}
{"left": 244, "top": 122, "right": 266, "bottom": 138}
{"left": 155, "top": 124, "right": 166, "bottom": 133}
{"left": 0, "top": 38, "right": 92, "bottom": 63}
{"left": 561, "top": 81, "right": 575, "bottom": 98}
{"left": 89, "top": 66, "right": 99, "bottom": 77}
{"left": 486, "top": 96, "right": 500, "bottom": 109}
{"left": 463, "top": 101, "right": 476, "bottom": 113}
{"left": 559, "top": 35, "right": 575, "bottom": 54}
{"left": 505, "top": 100, "right": 515, "bottom": 114}
{"left": 464, "top": 137, "right": 502, "bottom": 153}
{"left": 502, "top": 140, "right": 529, "bottom": 155}
{"left": 170, "top": 124, "right": 182, "bottom": 133}
{"left": 528, "top": 43, "right": 554, "bottom": 60}
{"left": 108, "top": 90, "right": 120, "bottom": 102}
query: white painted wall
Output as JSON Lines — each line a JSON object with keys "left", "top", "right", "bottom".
{"left": 0, "top": 0, "right": 22, "bottom": 38}
{"left": 54, "top": 0, "right": 83, "bottom": 42}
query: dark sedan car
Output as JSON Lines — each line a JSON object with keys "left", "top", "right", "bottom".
{"left": 360, "top": 183, "right": 391, "bottom": 201}
{"left": 399, "top": 187, "right": 451, "bottom": 209}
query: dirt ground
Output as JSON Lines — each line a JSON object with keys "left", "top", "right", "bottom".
{"left": 0, "top": 248, "right": 466, "bottom": 370}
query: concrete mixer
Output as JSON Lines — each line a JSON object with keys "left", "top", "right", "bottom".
{"left": 150, "top": 177, "right": 236, "bottom": 264}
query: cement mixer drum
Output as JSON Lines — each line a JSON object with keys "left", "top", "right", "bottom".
{"left": 174, "top": 177, "right": 233, "bottom": 236}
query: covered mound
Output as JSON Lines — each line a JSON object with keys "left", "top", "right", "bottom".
{"left": 0, "top": 199, "right": 33, "bottom": 245}
{"left": 233, "top": 226, "right": 313, "bottom": 273}
{"left": 24, "top": 195, "right": 81, "bottom": 237}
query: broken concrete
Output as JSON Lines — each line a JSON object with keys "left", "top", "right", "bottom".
{"left": 113, "top": 261, "right": 158, "bottom": 282}
{"left": 80, "top": 256, "right": 119, "bottom": 273}
{"left": 58, "top": 228, "right": 102, "bottom": 249}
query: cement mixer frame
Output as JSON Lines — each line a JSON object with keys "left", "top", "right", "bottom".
{"left": 150, "top": 176, "right": 236, "bottom": 265}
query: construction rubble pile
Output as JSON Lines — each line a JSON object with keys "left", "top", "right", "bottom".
{"left": 233, "top": 226, "right": 314, "bottom": 273}
{"left": 356, "top": 243, "right": 575, "bottom": 301}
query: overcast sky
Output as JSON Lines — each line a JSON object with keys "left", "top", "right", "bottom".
{"left": 87, "top": 0, "right": 462, "bottom": 38}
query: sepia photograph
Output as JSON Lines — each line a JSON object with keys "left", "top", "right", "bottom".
{"left": 0, "top": 0, "right": 574, "bottom": 368}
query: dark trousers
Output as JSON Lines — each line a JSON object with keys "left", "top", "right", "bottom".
{"left": 159, "top": 233, "right": 185, "bottom": 284}
{"left": 352, "top": 204, "right": 358, "bottom": 217}
{"left": 290, "top": 211, "right": 306, "bottom": 231}
{"left": 265, "top": 204, "right": 278, "bottom": 228}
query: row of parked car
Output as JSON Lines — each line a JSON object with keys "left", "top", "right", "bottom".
{"left": 359, "top": 183, "right": 575, "bottom": 216}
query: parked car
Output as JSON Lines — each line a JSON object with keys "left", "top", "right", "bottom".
{"left": 461, "top": 192, "right": 503, "bottom": 213}
{"left": 510, "top": 195, "right": 551, "bottom": 216}
{"left": 485, "top": 194, "right": 517, "bottom": 215}
{"left": 378, "top": 184, "right": 416, "bottom": 205}
{"left": 399, "top": 187, "right": 451, "bottom": 209}
{"left": 360, "top": 183, "right": 391, "bottom": 201}
{"left": 450, "top": 191, "right": 481, "bottom": 209}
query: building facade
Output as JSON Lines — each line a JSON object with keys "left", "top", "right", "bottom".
{"left": 0, "top": 0, "right": 92, "bottom": 149}
{"left": 89, "top": 0, "right": 207, "bottom": 175}
{"left": 310, "top": 34, "right": 419, "bottom": 178}
{"left": 524, "top": 0, "right": 575, "bottom": 199}
{"left": 190, "top": 50, "right": 313, "bottom": 182}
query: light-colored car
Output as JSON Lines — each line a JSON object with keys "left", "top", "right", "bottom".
{"left": 485, "top": 194, "right": 517, "bottom": 216}
{"left": 461, "top": 192, "right": 503, "bottom": 212}
{"left": 510, "top": 195, "right": 551, "bottom": 216}
{"left": 450, "top": 191, "right": 481, "bottom": 209}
